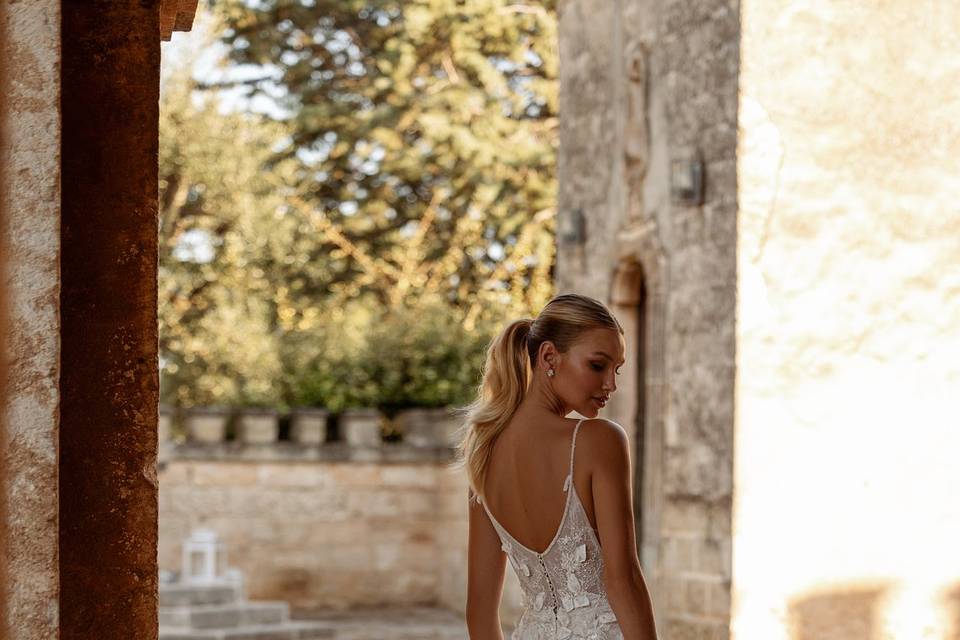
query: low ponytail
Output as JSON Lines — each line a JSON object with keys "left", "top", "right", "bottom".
{"left": 452, "top": 318, "right": 533, "bottom": 504}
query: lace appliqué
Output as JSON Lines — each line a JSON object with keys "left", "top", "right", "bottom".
{"left": 503, "top": 524, "right": 622, "bottom": 639}
{"left": 483, "top": 419, "right": 622, "bottom": 639}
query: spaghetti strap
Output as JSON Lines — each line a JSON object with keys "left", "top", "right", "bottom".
{"left": 562, "top": 418, "right": 585, "bottom": 493}
{"left": 478, "top": 414, "right": 623, "bottom": 638}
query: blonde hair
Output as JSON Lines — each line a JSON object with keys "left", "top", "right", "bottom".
{"left": 451, "top": 293, "right": 623, "bottom": 504}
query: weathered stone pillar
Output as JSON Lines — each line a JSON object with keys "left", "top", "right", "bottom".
{"left": 1, "top": 1, "right": 195, "bottom": 636}
{"left": 1, "top": 1, "right": 62, "bottom": 638}
{"left": 557, "top": 0, "right": 739, "bottom": 637}
{"left": 59, "top": 1, "right": 161, "bottom": 636}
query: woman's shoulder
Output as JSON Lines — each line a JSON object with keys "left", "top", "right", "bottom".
{"left": 578, "top": 416, "right": 627, "bottom": 440}
{"left": 576, "top": 418, "right": 630, "bottom": 464}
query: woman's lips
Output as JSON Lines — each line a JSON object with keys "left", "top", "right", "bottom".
{"left": 592, "top": 397, "right": 607, "bottom": 408}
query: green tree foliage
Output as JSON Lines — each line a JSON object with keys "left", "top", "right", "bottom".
{"left": 159, "top": 2, "right": 558, "bottom": 410}
{"left": 159, "top": 68, "right": 293, "bottom": 407}
{"left": 207, "top": 0, "right": 558, "bottom": 314}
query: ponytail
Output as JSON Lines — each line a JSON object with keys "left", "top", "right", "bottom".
{"left": 449, "top": 293, "right": 623, "bottom": 505}
{"left": 451, "top": 318, "right": 533, "bottom": 504}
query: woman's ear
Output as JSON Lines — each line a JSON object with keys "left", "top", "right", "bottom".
{"left": 538, "top": 340, "right": 557, "bottom": 370}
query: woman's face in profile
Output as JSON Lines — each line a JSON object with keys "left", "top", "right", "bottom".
{"left": 555, "top": 327, "right": 626, "bottom": 417}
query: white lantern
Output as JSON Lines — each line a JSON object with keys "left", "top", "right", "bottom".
{"left": 182, "top": 528, "right": 227, "bottom": 584}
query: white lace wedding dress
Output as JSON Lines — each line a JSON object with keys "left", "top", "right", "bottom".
{"left": 478, "top": 418, "right": 623, "bottom": 639}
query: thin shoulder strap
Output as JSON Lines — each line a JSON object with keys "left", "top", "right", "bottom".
{"left": 563, "top": 418, "right": 585, "bottom": 493}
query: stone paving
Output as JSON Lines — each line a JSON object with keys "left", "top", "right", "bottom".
{"left": 292, "top": 607, "right": 511, "bottom": 640}
{"left": 159, "top": 578, "right": 502, "bottom": 640}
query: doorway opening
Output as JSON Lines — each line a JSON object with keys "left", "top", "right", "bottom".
{"left": 610, "top": 254, "right": 666, "bottom": 604}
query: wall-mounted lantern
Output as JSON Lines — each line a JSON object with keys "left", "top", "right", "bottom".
{"left": 670, "top": 148, "right": 704, "bottom": 206}
{"left": 559, "top": 207, "right": 586, "bottom": 245}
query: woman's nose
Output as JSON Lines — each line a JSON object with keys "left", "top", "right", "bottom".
{"left": 604, "top": 373, "right": 616, "bottom": 393}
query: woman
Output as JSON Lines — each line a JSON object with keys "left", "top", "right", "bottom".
{"left": 455, "top": 293, "right": 659, "bottom": 639}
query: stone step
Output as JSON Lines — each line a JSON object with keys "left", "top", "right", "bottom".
{"left": 160, "top": 601, "right": 290, "bottom": 629}
{"left": 160, "top": 583, "right": 243, "bottom": 607}
{"left": 158, "top": 621, "right": 334, "bottom": 640}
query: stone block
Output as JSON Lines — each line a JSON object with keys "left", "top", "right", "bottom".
{"left": 328, "top": 462, "right": 383, "bottom": 487}
{"left": 160, "top": 601, "right": 289, "bottom": 629}
{"left": 437, "top": 489, "right": 469, "bottom": 520}
{"left": 160, "top": 583, "right": 242, "bottom": 607}
{"left": 664, "top": 442, "right": 732, "bottom": 501}
{"left": 663, "top": 535, "right": 698, "bottom": 573}
{"left": 698, "top": 537, "right": 732, "bottom": 578}
{"left": 687, "top": 578, "right": 710, "bottom": 616}
{"left": 664, "top": 618, "right": 714, "bottom": 640}
{"left": 161, "top": 461, "right": 194, "bottom": 484}
{"left": 663, "top": 576, "right": 688, "bottom": 612}
{"left": 258, "top": 465, "right": 330, "bottom": 488}
{"left": 662, "top": 500, "right": 710, "bottom": 535}
{"left": 707, "top": 501, "right": 732, "bottom": 540}
{"left": 669, "top": 205, "right": 707, "bottom": 250}
{"left": 380, "top": 465, "right": 436, "bottom": 488}
{"left": 707, "top": 580, "right": 731, "bottom": 619}
{"left": 709, "top": 623, "right": 730, "bottom": 640}
{"left": 669, "top": 282, "right": 736, "bottom": 336}
{"left": 158, "top": 622, "right": 334, "bottom": 639}
{"left": 192, "top": 463, "right": 260, "bottom": 487}
{"left": 396, "top": 490, "right": 436, "bottom": 517}
{"left": 319, "top": 545, "right": 371, "bottom": 572}
{"left": 311, "top": 521, "right": 370, "bottom": 546}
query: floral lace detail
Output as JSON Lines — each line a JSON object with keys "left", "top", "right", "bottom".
{"left": 481, "top": 419, "right": 623, "bottom": 640}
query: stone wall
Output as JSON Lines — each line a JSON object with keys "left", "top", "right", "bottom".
{"left": 159, "top": 444, "right": 526, "bottom": 622}
{"left": 557, "top": 0, "right": 738, "bottom": 637}
{"left": 735, "top": 2, "right": 960, "bottom": 639}
{"left": 0, "top": 1, "right": 61, "bottom": 637}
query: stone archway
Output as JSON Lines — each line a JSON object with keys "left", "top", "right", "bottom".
{"left": 608, "top": 221, "right": 668, "bottom": 608}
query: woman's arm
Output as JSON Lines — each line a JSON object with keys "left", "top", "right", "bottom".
{"left": 589, "top": 419, "right": 660, "bottom": 640}
{"left": 466, "top": 488, "right": 508, "bottom": 639}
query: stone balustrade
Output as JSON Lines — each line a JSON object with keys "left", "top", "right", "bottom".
{"left": 159, "top": 405, "right": 464, "bottom": 451}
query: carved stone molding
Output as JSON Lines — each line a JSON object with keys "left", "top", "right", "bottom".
{"left": 160, "top": 0, "right": 199, "bottom": 41}
{"left": 612, "top": 219, "right": 667, "bottom": 303}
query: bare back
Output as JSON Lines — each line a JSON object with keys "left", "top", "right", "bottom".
{"left": 482, "top": 414, "right": 601, "bottom": 554}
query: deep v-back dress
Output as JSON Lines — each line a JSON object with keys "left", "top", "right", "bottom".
{"left": 478, "top": 418, "right": 623, "bottom": 639}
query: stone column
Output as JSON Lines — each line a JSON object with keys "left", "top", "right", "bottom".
{"left": 59, "top": 2, "right": 161, "bottom": 637}
{"left": 2, "top": 1, "right": 196, "bottom": 637}
{"left": 0, "top": 1, "right": 62, "bottom": 638}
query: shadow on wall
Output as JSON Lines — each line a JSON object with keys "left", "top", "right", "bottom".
{"left": 943, "top": 583, "right": 960, "bottom": 640}
{"left": 788, "top": 585, "right": 888, "bottom": 640}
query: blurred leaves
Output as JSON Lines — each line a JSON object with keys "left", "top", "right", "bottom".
{"left": 208, "top": 0, "right": 558, "bottom": 310}
{"left": 159, "top": 0, "right": 557, "bottom": 409}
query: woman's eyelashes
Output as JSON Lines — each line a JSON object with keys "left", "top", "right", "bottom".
{"left": 591, "top": 362, "right": 623, "bottom": 376}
